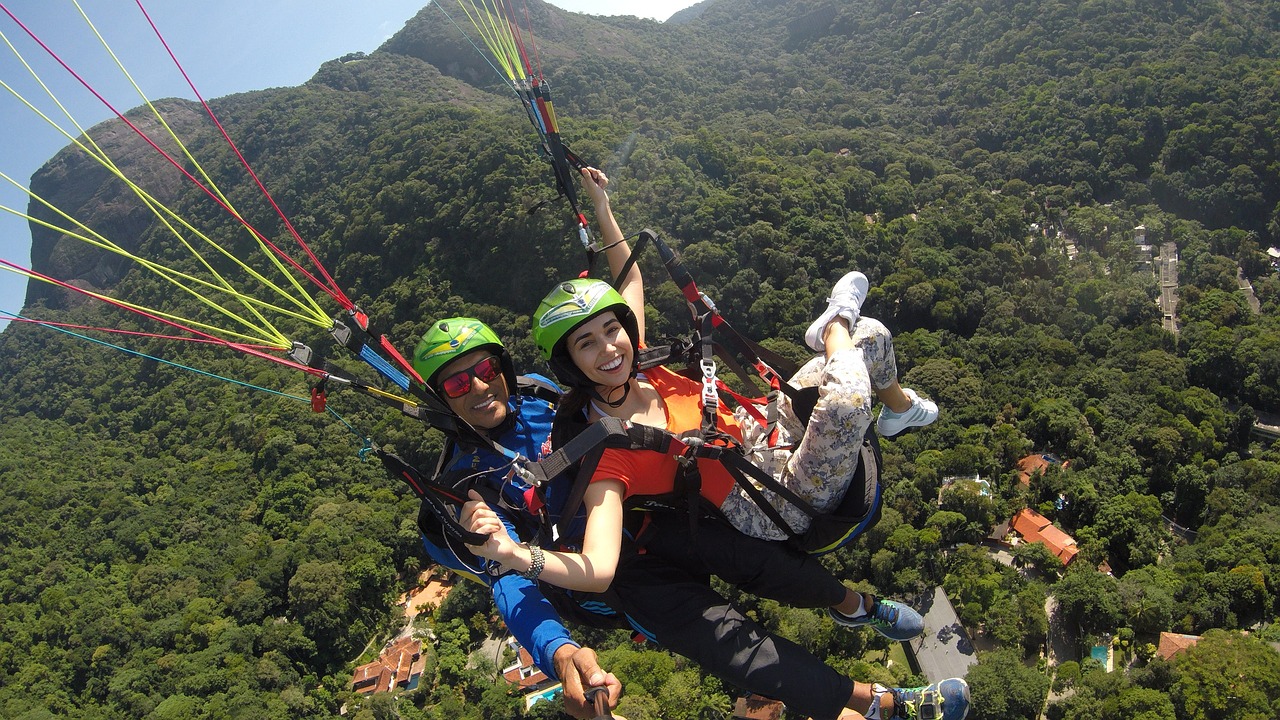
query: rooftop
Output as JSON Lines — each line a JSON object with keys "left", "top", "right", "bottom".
{"left": 907, "top": 586, "right": 978, "bottom": 684}
{"left": 732, "top": 694, "right": 784, "bottom": 720}
{"left": 351, "top": 636, "right": 425, "bottom": 695}
{"left": 502, "top": 641, "right": 552, "bottom": 691}
{"left": 1017, "top": 453, "right": 1064, "bottom": 486}
{"left": 1157, "top": 632, "right": 1201, "bottom": 660}
{"left": 1010, "top": 508, "right": 1079, "bottom": 565}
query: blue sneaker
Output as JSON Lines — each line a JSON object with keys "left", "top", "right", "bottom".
{"left": 881, "top": 678, "right": 971, "bottom": 720}
{"left": 828, "top": 596, "right": 924, "bottom": 641}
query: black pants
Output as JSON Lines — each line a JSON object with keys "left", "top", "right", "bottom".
{"left": 607, "top": 512, "right": 854, "bottom": 720}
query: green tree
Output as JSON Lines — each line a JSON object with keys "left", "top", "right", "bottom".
{"left": 1091, "top": 492, "right": 1165, "bottom": 570}
{"left": 1172, "top": 630, "right": 1280, "bottom": 720}
{"left": 1054, "top": 566, "right": 1121, "bottom": 640}
{"left": 968, "top": 648, "right": 1050, "bottom": 720}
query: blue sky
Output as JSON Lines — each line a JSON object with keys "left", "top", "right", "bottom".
{"left": 0, "top": 0, "right": 697, "bottom": 331}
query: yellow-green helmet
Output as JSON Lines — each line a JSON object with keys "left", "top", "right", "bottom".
{"left": 412, "top": 317, "right": 516, "bottom": 393}
{"left": 532, "top": 278, "right": 638, "bottom": 388}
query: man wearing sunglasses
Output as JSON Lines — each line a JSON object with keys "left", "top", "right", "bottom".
{"left": 411, "top": 317, "right": 621, "bottom": 719}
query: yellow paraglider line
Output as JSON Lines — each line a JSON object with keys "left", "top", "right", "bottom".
{"left": 72, "top": 0, "right": 334, "bottom": 321}
{"left": 0, "top": 25, "right": 330, "bottom": 334}
{"left": 0, "top": 189, "right": 320, "bottom": 343}
{"left": 0, "top": 260, "right": 290, "bottom": 348}
{"left": 0, "top": 5, "right": 344, "bottom": 318}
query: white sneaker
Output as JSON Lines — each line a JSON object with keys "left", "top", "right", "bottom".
{"left": 876, "top": 388, "right": 938, "bottom": 437}
{"left": 804, "top": 271, "right": 870, "bottom": 352}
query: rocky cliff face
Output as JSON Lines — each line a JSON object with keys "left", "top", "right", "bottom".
{"left": 25, "top": 99, "right": 210, "bottom": 308}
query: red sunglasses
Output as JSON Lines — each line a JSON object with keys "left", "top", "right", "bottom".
{"left": 438, "top": 355, "right": 503, "bottom": 399}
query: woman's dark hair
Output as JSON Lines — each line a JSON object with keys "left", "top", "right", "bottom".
{"left": 550, "top": 386, "right": 592, "bottom": 450}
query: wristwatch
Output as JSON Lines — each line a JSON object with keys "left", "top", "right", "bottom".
{"left": 520, "top": 544, "right": 545, "bottom": 580}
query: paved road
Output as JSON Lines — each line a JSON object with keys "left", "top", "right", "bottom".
{"left": 1158, "top": 242, "right": 1179, "bottom": 333}
{"left": 1237, "top": 267, "right": 1262, "bottom": 314}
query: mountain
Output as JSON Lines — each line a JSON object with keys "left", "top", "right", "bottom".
{"left": 2, "top": 1, "right": 1279, "bottom": 718}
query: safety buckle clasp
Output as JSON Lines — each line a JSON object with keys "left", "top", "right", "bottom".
{"left": 700, "top": 358, "right": 718, "bottom": 408}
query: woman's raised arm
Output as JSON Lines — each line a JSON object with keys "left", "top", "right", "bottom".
{"left": 579, "top": 167, "right": 644, "bottom": 345}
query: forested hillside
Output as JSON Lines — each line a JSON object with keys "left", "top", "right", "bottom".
{"left": 2, "top": 0, "right": 1279, "bottom": 718}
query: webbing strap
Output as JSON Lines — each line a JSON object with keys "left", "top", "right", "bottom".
{"left": 635, "top": 230, "right": 800, "bottom": 444}
{"left": 697, "top": 312, "right": 720, "bottom": 437}
{"left": 610, "top": 229, "right": 651, "bottom": 293}
{"left": 557, "top": 228, "right": 856, "bottom": 542}
{"left": 714, "top": 449, "right": 820, "bottom": 519}
{"left": 378, "top": 448, "right": 489, "bottom": 546}
{"left": 538, "top": 418, "right": 675, "bottom": 541}
{"left": 541, "top": 412, "right": 825, "bottom": 545}
{"left": 711, "top": 448, "right": 804, "bottom": 538}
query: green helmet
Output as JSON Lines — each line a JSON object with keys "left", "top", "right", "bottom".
{"left": 532, "top": 278, "right": 639, "bottom": 388}
{"left": 412, "top": 317, "right": 516, "bottom": 393}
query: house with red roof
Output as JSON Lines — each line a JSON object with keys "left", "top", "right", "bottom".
{"left": 1017, "top": 453, "right": 1067, "bottom": 486}
{"left": 351, "top": 636, "right": 426, "bottom": 695}
{"left": 1010, "top": 508, "right": 1079, "bottom": 565}
{"left": 501, "top": 638, "right": 555, "bottom": 692}
{"left": 1156, "top": 632, "right": 1201, "bottom": 660}
{"left": 732, "top": 694, "right": 784, "bottom": 719}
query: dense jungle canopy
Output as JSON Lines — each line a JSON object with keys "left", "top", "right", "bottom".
{"left": 1, "top": 0, "right": 1279, "bottom": 718}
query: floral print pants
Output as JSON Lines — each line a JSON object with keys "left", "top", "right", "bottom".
{"left": 719, "top": 318, "right": 897, "bottom": 541}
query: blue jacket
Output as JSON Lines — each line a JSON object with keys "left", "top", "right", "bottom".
{"left": 419, "top": 375, "right": 574, "bottom": 677}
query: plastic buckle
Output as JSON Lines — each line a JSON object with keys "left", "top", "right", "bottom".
{"left": 309, "top": 386, "right": 327, "bottom": 413}
{"left": 754, "top": 361, "right": 782, "bottom": 388}
{"left": 700, "top": 358, "right": 718, "bottom": 408}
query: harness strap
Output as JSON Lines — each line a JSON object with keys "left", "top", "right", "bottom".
{"left": 707, "top": 447, "right": 804, "bottom": 538}
{"left": 673, "top": 434, "right": 705, "bottom": 536}
{"left": 697, "top": 312, "right": 720, "bottom": 438}
{"left": 558, "top": 228, "right": 878, "bottom": 545}
{"left": 616, "top": 230, "right": 798, "bottom": 446}
{"left": 713, "top": 449, "right": 820, "bottom": 520}
{"left": 610, "top": 229, "right": 651, "bottom": 293}
{"left": 529, "top": 417, "right": 675, "bottom": 542}
{"left": 379, "top": 448, "right": 490, "bottom": 546}
{"left": 529, "top": 416, "right": 634, "bottom": 486}
{"left": 543, "top": 414, "right": 831, "bottom": 545}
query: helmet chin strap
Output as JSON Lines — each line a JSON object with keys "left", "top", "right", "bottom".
{"left": 590, "top": 378, "right": 633, "bottom": 409}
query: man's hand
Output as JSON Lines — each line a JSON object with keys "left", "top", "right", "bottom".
{"left": 553, "top": 644, "right": 621, "bottom": 719}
